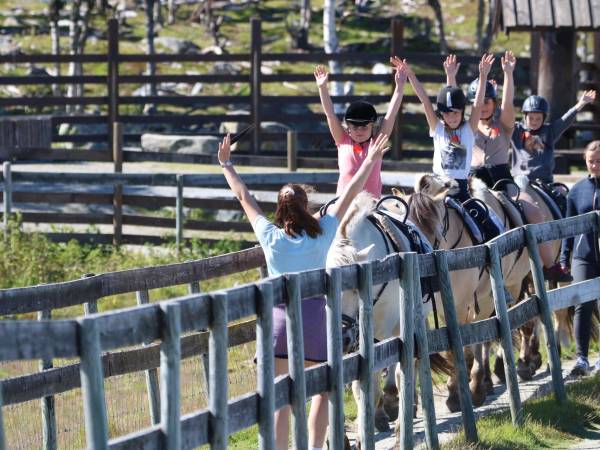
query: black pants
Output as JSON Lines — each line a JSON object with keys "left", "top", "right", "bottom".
{"left": 470, "top": 164, "right": 513, "bottom": 189}
{"left": 572, "top": 259, "right": 600, "bottom": 359}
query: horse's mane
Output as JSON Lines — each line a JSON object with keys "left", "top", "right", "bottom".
{"left": 326, "top": 237, "right": 359, "bottom": 268}
{"left": 338, "top": 191, "right": 376, "bottom": 239}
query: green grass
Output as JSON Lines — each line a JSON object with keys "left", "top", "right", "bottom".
{"left": 443, "top": 374, "right": 600, "bottom": 450}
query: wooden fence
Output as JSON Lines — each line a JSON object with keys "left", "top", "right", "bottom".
{"left": 0, "top": 162, "right": 419, "bottom": 247}
{"left": 0, "top": 18, "right": 597, "bottom": 167}
{"left": 0, "top": 207, "right": 599, "bottom": 449}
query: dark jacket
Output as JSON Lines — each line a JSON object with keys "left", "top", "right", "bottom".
{"left": 560, "top": 176, "right": 600, "bottom": 266}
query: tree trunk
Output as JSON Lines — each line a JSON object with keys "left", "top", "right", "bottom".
{"left": 480, "top": 0, "right": 497, "bottom": 53}
{"left": 427, "top": 0, "right": 448, "bottom": 54}
{"left": 538, "top": 30, "right": 577, "bottom": 147}
{"left": 476, "top": 0, "right": 484, "bottom": 51}
{"left": 50, "top": 1, "right": 61, "bottom": 97}
{"left": 67, "top": 0, "right": 82, "bottom": 113}
{"left": 297, "top": 0, "right": 311, "bottom": 49}
{"left": 168, "top": 0, "right": 175, "bottom": 24}
{"left": 154, "top": 0, "right": 164, "bottom": 26}
{"left": 145, "top": 0, "right": 157, "bottom": 111}
{"left": 529, "top": 31, "right": 540, "bottom": 93}
{"left": 323, "top": 0, "right": 343, "bottom": 113}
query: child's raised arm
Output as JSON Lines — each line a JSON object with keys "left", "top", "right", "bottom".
{"left": 378, "top": 57, "right": 408, "bottom": 138}
{"left": 443, "top": 54, "right": 460, "bottom": 87}
{"left": 314, "top": 65, "right": 345, "bottom": 145}
{"left": 499, "top": 50, "right": 516, "bottom": 132}
{"left": 399, "top": 60, "right": 438, "bottom": 133}
{"left": 469, "top": 54, "right": 495, "bottom": 133}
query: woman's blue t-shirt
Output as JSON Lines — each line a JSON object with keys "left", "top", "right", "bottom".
{"left": 252, "top": 214, "right": 339, "bottom": 277}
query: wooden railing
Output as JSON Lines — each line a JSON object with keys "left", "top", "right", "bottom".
{"left": 1, "top": 18, "right": 597, "bottom": 167}
{"left": 0, "top": 210, "right": 599, "bottom": 449}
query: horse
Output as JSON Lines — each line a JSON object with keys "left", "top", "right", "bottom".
{"left": 326, "top": 192, "right": 452, "bottom": 446}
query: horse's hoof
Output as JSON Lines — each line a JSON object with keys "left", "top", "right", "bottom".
{"left": 374, "top": 409, "right": 391, "bottom": 432}
{"left": 445, "top": 393, "right": 461, "bottom": 413}
{"left": 517, "top": 358, "right": 533, "bottom": 381}
{"left": 530, "top": 352, "right": 543, "bottom": 371}
{"left": 484, "top": 378, "right": 495, "bottom": 394}
{"left": 470, "top": 383, "right": 487, "bottom": 407}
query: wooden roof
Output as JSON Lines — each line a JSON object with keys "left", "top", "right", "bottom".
{"left": 501, "top": 0, "right": 600, "bottom": 31}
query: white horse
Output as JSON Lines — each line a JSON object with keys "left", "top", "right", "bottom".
{"left": 326, "top": 192, "right": 452, "bottom": 444}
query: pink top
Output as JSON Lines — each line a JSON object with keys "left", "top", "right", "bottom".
{"left": 336, "top": 134, "right": 383, "bottom": 198}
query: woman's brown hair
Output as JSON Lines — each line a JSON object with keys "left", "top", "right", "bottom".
{"left": 274, "top": 184, "right": 322, "bottom": 238}
{"left": 585, "top": 140, "right": 600, "bottom": 157}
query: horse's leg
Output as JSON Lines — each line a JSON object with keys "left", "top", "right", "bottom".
{"left": 482, "top": 341, "right": 495, "bottom": 394}
{"left": 445, "top": 351, "right": 461, "bottom": 413}
{"left": 468, "top": 343, "right": 486, "bottom": 407}
{"left": 517, "top": 319, "right": 535, "bottom": 380}
{"left": 529, "top": 317, "right": 543, "bottom": 372}
{"left": 554, "top": 307, "right": 571, "bottom": 358}
{"left": 382, "top": 363, "right": 399, "bottom": 421}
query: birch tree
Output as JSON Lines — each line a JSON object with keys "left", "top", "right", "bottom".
{"left": 427, "top": 0, "right": 448, "bottom": 53}
{"left": 323, "top": 0, "right": 343, "bottom": 113}
{"left": 67, "top": 0, "right": 95, "bottom": 113}
{"left": 49, "top": 0, "right": 63, "bottom": 97}
{"left": 145, "top": 0, "right": 158, "bottom": 107}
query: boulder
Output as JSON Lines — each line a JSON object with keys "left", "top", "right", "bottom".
{"left": 371, "top": 62, "right": 390, "bottom": 75}
{"left": 154, "top": 37, "right": 200, "bottom": 54}
{"left": 0, "top": 36, "right": 21, "bottom": 56}
{"left": 141, "top": 133, "right": 220, "bottom": 155}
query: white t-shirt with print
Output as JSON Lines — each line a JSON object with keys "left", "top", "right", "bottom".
{"left": 431, "top": 120, "right": 474, "bottom": 180}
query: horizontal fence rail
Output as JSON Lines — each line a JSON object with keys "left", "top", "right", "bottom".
{"left": 0, "top": 210, "right": 599, "bottom": 448}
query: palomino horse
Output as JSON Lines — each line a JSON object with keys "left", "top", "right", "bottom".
{"left": 326, "top": 192, "right": 451, "bottom": 445}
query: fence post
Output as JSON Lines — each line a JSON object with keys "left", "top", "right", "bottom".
{"left": 284, "top": 273, "right": 308, "bottom": 450}
{"left": 82, "top": 274, "right": 98, "bottom": 315}
{"left": 433, "top": 250, "right": 478, "bottom": 443}
{"left": 78, "top": 317, "right": 109, "bottom": 450}
{"left": 176, "top": 175, "right": 184, "bottom": 253}
{"left": 0, "top": 381, "right": 6, "bottom": 450}
{"left": 188, "top": 282, "right": 210, "bottom": 391}
{"left": 412, "top": 256, "right": 439, "bottom": 450}
{"left": 2, "top": 162, "right": 11, "bottom": 230}
{"left": 160, "top": 302, "right": 182, "bottom": 450}
{"left": 107, "top": 18, "right": 119, "bottom": 160}
{"left": 325, "top": 267, "right": 344, "bottom": 450}
{"left": 209, "top": 293, "right": 229, "bottom": 450}
{"left": 487, "top": 243, "right": 524, "bottom": 426}
{"left": 524, "top": 225, "right": 566, "bottom": 403}
{"left": 358, "top": 262, "right": 375, "bottom": 450}
{"left": 112, "top": 122, "right": 123, "bottom": 246}
{"left": 286, "top": 130, "right": 297, "bottom": 172}
{"left": 38, "top": 309, "right": 57, "bottom": 450}
{"left": 256, "top": 281, "right": 275, "bottom": 450}
{"left": 136, "top": 290, "right": 161, "bottom": 425}
{"left": 250, "top": 18, "right": 262, "bottom": 154}
{"left": 398, "top": 254, "right": 415, "bottom": 450}
{"left": 390, "top": 18, "right": 404, "bottom": 160}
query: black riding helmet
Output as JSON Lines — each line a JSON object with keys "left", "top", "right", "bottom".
{"left": 436, "top": 86, "right": 467, "bottom": 113}
{"left": 467, "top": 78, "right": 497, "bottom": 103}
{"left": 522, "top": 95, "right": 549, "bottom": 115}
{"left": 344, "top": 100, "right": 377, "bottom": 125}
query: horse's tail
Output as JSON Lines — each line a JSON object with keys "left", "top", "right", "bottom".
{"left": 429, "top": 352, "right": 453, "bottom": 380}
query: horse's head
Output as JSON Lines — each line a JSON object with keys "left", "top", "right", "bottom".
{"left": 327, "top": 238, "right": 375, "bottom": 352}
{"left": 390, "top": 182, "right": 446, "bottom": 248}
{"left": 414, "top": 173, "right": 454, "bottom": 197}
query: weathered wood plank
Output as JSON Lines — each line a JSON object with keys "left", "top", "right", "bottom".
{"left": 547, "top": 277, "right": 600, "bottom": 311}
{"left": 342, "top": 353, "right": 360, "bottom": 385}
{"left": 0, "top": 383, "right": 6, "bottom": 450}
{"left": 78, "top": 318, "right": 109, "bottom": 450}
{"left": 255, "top": 282, "right": 275, "bottom": 450}
{"left": 398, "top": 253, "right": 416, "bottom": 450}
{"left": 445, "top": 245, "right": 488, "bottom": 271}
{"left": 0, "top": 247, "right": 265, "bottom": 315}
{"left": 514, "top": 0, "right": 533, "bottom": 26}
{"left": 109, "top": 426, "right": 162, "bottom": 450}
{"left": 159, "top": 302, "right": 182, "bottom": 450}
{"left": 284, "top": 273, "right": 308, "bottom": 450}
{"left": 0, "top": 320, "right": 78, "bottom": 361}
{"left": 418, "top": 253, "right": 436, "bottom": 277}
{"left": 358, "top": 262, "right": 375, "bottom": 450}
{"left": 136, "top": 290, "right": 160, "bottom": 426}
{"left": 37, "top": 309, "right": 57, "bottom": 450}
{"left": 572, "top": 0, "right": 593, "bottom": 27}
{"left": 427, "top": 328, "right": 450, "bottom": 354}
{"left": 592, "top": 0, "right": 600, "bottom": 27}
{"left": 488, "top": 243, "right": 523, "bottom": 426}
{"left": 525, "top": 225, "right": 567, "bottom": 403}
{"left": 502, "top": 0, "right": 518, "bottom": 27}
{"left": 532, "top": 212, "right": 597, "bottom": 243}
{"left": 96, "top": 304, "right": 163, "bottom": 351}
{"left": 531, "top": 0, "right": 557, "bottom": 26}
{"left": 488, "top": 227, "right": 525, "bottom": 258}
{"left": 508, "top": 296, "right": 539, "bottom": 330}
{"left": 412, "top": 259, "right": 439, "bottom": 450}
{"left": 434, "top": 251, "right": 478, "bottom": 443}
{"left": 326, "top": 267, "right": 345, "bottom": 450}
{"left": 554, "top": 0, "right": 575, "bottom": 26}
{"left": 372, "top": 338, "right": 401, "bottom": 372}
{"left": 208, "top": 293, "right": 228, "bottom": 450}
{"left": 460, "top": 317, "right": 500, "bottom": 347}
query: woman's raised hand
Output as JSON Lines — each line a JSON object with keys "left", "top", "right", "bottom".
{"left": 479, "top": 53, "right": 495, "bottom": 79}
{"left": 367, "top": 133, "right": 390, "bottom": 160}
{"left": 391, "top": 57, "right": 408, "bottom": 86}
{"left": 443, "top": 54, "right": 461, "bottom": 78}
{"left": 501, "top": 50, "right": 516, "bottom": 74}
{"left": 218, "top": 133, "right": 231, "bottom": 165}
{"left": 314, "top": 65, "right": 329, "bottom": 87}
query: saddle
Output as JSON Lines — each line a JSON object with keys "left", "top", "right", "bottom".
{"left": 530, "top": 180, "right": 568, "bottom": 219}
{"left": 444, "top": 196, "right": 505, "bottom": 244}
